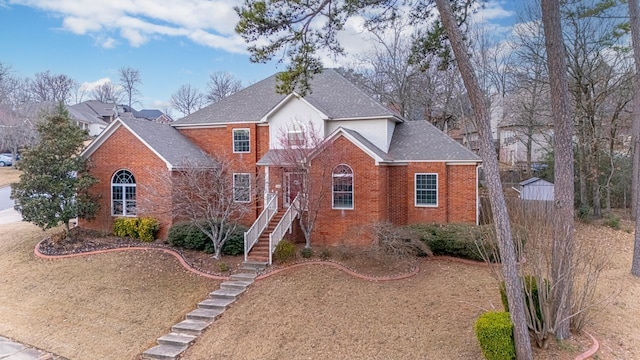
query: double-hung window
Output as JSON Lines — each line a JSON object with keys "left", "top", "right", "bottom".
{"left": 332, "top": 164, "right": 353, "bottom": 209}
{"left": 112, "top": 169, "right": 136, "bottom": 216}
{"left": 233, "top": 128, "right": 250, "bottom": 153}
{"left": 233, "top": 173, "right": 251, "bottom": 202}
{"left": 415, "top": 173, "right": 438, "bottom": 207}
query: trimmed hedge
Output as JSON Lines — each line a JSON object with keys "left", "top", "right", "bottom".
{"left": 408, "top": 223, "right": 496, "bottom": 262}
{"left": 113, "top": 217, "right": 159, "bottom": 242}
{"left": 474, "top": 311, "right": 515, "bottom": 360}
{"left": 167, "top": 221, "right": 247, "bottom": 256}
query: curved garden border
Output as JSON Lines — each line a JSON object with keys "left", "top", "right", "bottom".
{"left": 33, "top": 240, "right": 599, "bottom": 359}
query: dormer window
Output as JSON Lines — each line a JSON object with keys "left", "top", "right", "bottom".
{"left": 287, "top": 122, "right": 306, "bottom": 147}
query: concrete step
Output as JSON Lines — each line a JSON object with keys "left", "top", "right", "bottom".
{"left": 220, "top": 280, "right": 253, "bottom": 291}
{"left": 210, "top": 287, "right": 245, "bottom": 300}
{"left": 246, "top": 257, "right": 269, "bottom": 263}
{"left": 157, "top": 332, "right": 197, "bottom": 347}
{"left": 186, "top": 307, "right": 224, "bottom": 322}
{"left": 171, "top": 319, "right": 212, "bottom": 336}
{"left": 230, "top": 272, "right": 257, "bottom": 282}
{"left": 242, "top": 261, "right": 268, "bottom": 271}
{"left": 198, "top": 297, "right": 235, "bottom": 310}
{"left": 142, "top": 344, "right": 187, "bottom": 360}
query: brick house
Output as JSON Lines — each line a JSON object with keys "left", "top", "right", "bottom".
{"left": 80, "top": 69, "right": 481, "bottom": 263}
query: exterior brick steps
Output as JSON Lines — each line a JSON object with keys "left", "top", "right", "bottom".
{"left": 142, "top": 344, "right": 188, "bottom": 360}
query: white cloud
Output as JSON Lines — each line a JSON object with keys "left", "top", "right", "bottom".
{"left": 8, "top": 0, "right": 246, "bottom": 53}
{"left": 80, "top": 77, "right": 112, "bottom": 92}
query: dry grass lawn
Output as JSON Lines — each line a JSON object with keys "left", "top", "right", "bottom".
{"left": 0, "top": 167, "right": 21, "bottom": 187}
{"left": 0, "top": 222, "right": 218, "bottom": 360}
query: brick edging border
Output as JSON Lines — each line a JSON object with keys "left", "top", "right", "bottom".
{"left": 33, "top": 239, "right": 231, "bottom": 281}
{"left": 574, "top": 331, "right": 599, "bottom": 360}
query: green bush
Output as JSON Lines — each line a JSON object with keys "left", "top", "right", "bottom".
{"left": 603, "top": 214, "right": 620, "bottom": 230}
{"left": 577, "top": 205, "right": 592, "bottom": 223}
{"left": 113, "top": 217, "right": 139, "bottom": 238}
{"left": 113, "top": 217, "right": 159, "bottom": 242}
{"left": 499, "top": 276, "right": 548, "bottom": 329}
{"left": 300, "top": 247, "right": 313, "bottom": 258}
{"left": 218, "top": 262, "right": 230, "bottom": 272}
{"left": 274, "top": 240, "right": 296, "bottom": 263}
{"left": 320, "top": 248, "right": 331, "bottom": 260}
{"left": 409, "top": 223, "right": 496, "bottom": 262}
{"left": 474, "top": 311, "right": 515, "bottom": 360}
{"left": 167, "top": 221, "right": 247, "bottom": 255}
{"left": 137, "top": 217, "right": 160, "bottom": 242}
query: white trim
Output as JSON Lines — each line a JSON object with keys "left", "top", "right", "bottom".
{"left": 172, "top": 123, "right": 247, "bottom": 129}
{"left": 321, "top": 127, "right": 386, "bottom": 165}
{"left": 415, "top": 173, "right": 438, "bottom": 208}
{"left": 327, "top": 115, "right": 403, "bottom": 122}
{"left": 332, "top": 164, "right": 354, "bottom": 210}
{"left": 261, "top": 93, "right": 329, "bottom": 122}
{"left": 233, "top": 173, "right": 251, "bottom": 203}
{"left": 232, "top": 128, "right": 251, "bottom": 153}
{"left": 111, "top": 169, "right": 137, "bottom": 217}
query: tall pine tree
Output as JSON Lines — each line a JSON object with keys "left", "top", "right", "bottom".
{"left": 11, "top": 103, "right": 98, "bottom": 235}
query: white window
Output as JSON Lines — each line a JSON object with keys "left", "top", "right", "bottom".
{"left": 332, "top": 164, "right": 353, "bottom": 209}
{"left": 233, "top": 173, "right": 251, "bottom": 202}
{"left": 415, "top": 173, "right": 437, "bottom": 207}
{"left": 287, "top": 122, "right": 306, "bottom": 147}
{"left": 233, "top": 128, "right": 250, "bottom": 153}
{"left": 112, "top": 169, "right": 136, "bottom": 216}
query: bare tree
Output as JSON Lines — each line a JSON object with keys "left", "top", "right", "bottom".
{"left": 170, "top": 84, "right": 204, "bottom": 117}
{"left": 628, "top": 0, "right": 640, "bottom": 277}
{"left": 206, "top": 72, "right": 242, "bottom": 103}
{"left": 118, "top": 66, "right": 142, "bottom": 107}
{"left": 434, "top": 1, "right": 533, "bottom": 358}
{"left": 271, "top": 119, "right": 345, "bottom": 248}
{"left": 541, "top": 0, "right": 576, "bottom": 340}
{"left": 91, "top": 82, "right": 123, "bottom": 104}
{"left": 28, "top": 71, "right": 77, "bottom": 104}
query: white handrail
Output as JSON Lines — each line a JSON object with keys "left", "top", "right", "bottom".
{"left": 244, "top": 192, "right": 277, "bottom": 261}
{"left": 269, "top": 193, "right": 301, "bottom": 264}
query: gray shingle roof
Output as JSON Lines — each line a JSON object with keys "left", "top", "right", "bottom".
{"left": 388, "top": 121, "right": 481, "bottom": 162}
{"left": 340, "top": 127, "right": 392, "bottom": 162}
{"left": 172, "top": 69, "right": 401, "bottom": 126}
{"left": 119, "top": 118, "right": 215, "bottom": 168}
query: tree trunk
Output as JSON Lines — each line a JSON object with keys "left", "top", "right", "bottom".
{"left": 541, "top": 0, "right": 576, "bottom": 340}
{"left": 628, "top": 0, "right": 640, "bottom": 277}
{"left": 435, "top": 1, "right": 533, "bottom": 358}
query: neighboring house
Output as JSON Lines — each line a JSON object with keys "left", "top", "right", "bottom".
{"left": 516, "top": 177, "right": 554, "bottom": 201}
{"left": 79, "top": 69, "right": 481, "bottom": 262}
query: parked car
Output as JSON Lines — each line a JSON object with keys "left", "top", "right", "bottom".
{"left": 0, "top": 153, "right": 19, "bottom": 161}
{"left": 0, "top": 154, "right": 12, "bottom": 167}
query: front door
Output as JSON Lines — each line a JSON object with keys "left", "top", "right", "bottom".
{"left": 284, "top": 172, "right": 304, "bottom": 208}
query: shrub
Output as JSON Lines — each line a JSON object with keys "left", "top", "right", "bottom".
{"left": 371, "top": 222, "right": 432, "bottom": 259}
{"left": 137, "top": 217, "right": 160, "bottom": 242}
{"left": 409, "top": 223, "right": 496, "bottom": 262}
{"left": 113, "top": 217, "right": 139, "bottom": 238}
{"left": 474, "top": 311, "right": 515, "bottom": 360}
{"left": 274, "top": 240, "right": 296, "bottom": 263}
{"left": 577, "top": 205, "right": 592, "bottom": 223}
{"left": 300, "top": 247, "right": 313, "bottom": 258}
{"left": 167, "top": 221, "right": 247, "bottom": 255}
{"left": 603, "top": 214, "right": 620, "bottom": 230}
{"left": 499, "top": 276, "right": 548, "bottom": 329}
{"left": 218, "top": 262, "right": 230, "bottom": 272}
{"left": 320, "top": 248, "right": 331, "bottom": 260}
{"left": 222, "top": 225, "right": 247, "bottom": 256}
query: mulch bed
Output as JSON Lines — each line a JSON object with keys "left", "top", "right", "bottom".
{"left": 37, "top": 228, "right": 418, "bottom": 278}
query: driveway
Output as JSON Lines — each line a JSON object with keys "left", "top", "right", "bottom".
{"left": 0, "top": 186, "right": 20, "bottom": 224}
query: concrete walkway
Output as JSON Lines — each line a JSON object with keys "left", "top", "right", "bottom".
{"left": 0, "top": 208, "right": 21, "bottom": 225}
{"left": 0, "top": 337, "right": 53, "bottom": 360}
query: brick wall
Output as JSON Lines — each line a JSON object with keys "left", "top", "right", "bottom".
{"left": 446, "top": 164, "right": 478, "bottom": 223}
{"left": 80, "top": 126, "right": 173, "bottom": 238}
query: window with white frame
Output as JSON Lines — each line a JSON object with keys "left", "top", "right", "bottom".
{"left": 233, "top": 173, "right": 251, "bottom": 202}
{"left": 287, "top": 122, "right": 306, "bottom": 147}
{"left": 415, "top": 173, "right": 437, "bottom": 206}
{"left": 332, "top": 164, "right": 353, "bottom": 209}
{"left": 233, "top": 128, "right": 250, "bottom": 153}
{"left": 112, "top": 169, "right": 136, "bottom": 216}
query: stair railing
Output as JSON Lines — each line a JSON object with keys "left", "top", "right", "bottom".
{"left": 244, "top": 192, "right": 278, "bottom": 261}
{"left": 268, "top": 193, "right": 301, "bottom": 264}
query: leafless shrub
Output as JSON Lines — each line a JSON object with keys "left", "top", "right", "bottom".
{"left": 368, "top": 222, "right": 432, "bottom": 262}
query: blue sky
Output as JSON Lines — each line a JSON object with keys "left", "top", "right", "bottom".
{"left": 0, "top": 1, "right": 518, "bottom": 117}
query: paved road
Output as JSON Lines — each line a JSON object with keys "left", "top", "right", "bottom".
{"left": 0, "top": 186, "right": 11, "bottom": 211}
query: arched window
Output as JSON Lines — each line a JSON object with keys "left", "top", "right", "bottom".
{"left": 287, "top": 121, "right": 306, "bottom": 147}
{"left": 332, "top": 164, "right": 353, "bottom": 209}
{"left": 112, "top": 170, "right": 136, "bottom": 216}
